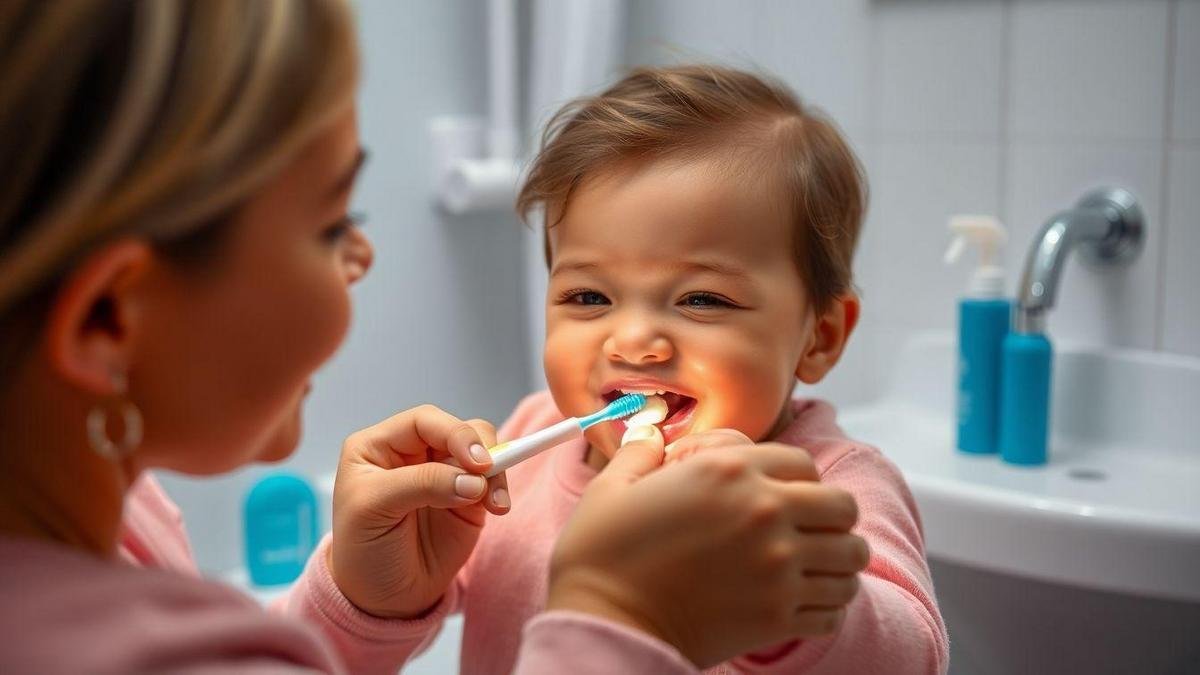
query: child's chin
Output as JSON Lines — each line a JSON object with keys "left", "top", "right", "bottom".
{"left": 583, "top": 427, "right": 621, "bottom": 458}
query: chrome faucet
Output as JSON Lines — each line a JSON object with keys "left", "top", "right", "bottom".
{"left": 1014, "top": 187, "right": 1145, "bottom": 333}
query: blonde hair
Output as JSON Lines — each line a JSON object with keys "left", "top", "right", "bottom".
{"left": 517, "top": 65, "right": 867, "bottom": 313}
{"left": 0, "top": 0, "right": 358, "bottom": 370}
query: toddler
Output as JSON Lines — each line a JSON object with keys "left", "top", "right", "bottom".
{"left": 394, "top": 65, "right": 948, "bottom": 674}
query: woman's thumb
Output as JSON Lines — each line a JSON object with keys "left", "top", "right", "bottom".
{"left": 600, "top": 425, "right": 665, "bottom": 484}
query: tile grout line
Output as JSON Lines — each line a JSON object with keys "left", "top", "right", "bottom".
{"left": 997, "top": 0, "right": 1013, "bottom": 228}
{"left": 1154, "top": 0, "right": 1178, "bottom": 352}
{"left": 862, "top": 2, "right": 883, "bottom": 398}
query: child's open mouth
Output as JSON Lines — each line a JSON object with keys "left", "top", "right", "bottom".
{"left": 601, "top": 387, "right": 698, "bottom": 445}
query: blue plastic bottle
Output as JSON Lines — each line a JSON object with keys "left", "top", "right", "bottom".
{"left": 957, "top": 298, "right": 1011, "bottom": 453}
{"left": 999, "top": 332, "right": 1052, "bottom": 466}
{"left": 244, "top": 473, "right": 318, "bottom": 586}
{"left": 945, "top": 216, "right": 1010, "bottom": 455}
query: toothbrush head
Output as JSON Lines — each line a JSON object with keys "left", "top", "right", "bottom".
{"left": 578, "top": 393, "right": 647, "bottom": 430}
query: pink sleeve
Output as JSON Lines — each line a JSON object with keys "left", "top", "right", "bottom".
{"left": 729, "top": 447, "right": 949, "bottom": 674}
{"left": 273, "top": 536, "right": 460, "bottom": 675}
{"left": 261, "top": 394, "right": 562, "bottom": 674}
{"left": 514, "top": 611, "right": 697, "bottom": 675}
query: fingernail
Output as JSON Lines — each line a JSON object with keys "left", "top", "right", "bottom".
{"left": 622, "top": 424, "right": 657, "bottom": 445}
{"left": 469, "top": 443, "right": 490, "bottom": 465}
{"left": 492, "top": 487, "right": 510, "bottom": 509}
{"left": 454, "top": 474, "right": 486, "bottom": 499}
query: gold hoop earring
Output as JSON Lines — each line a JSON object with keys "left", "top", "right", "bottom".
{"left": 87, "top": 373, "right": 143, "bottom": 461}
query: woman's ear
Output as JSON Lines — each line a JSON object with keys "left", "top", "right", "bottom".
{"left": 795, "top": 293, "right": 861, "bottom": 384}
{"left": 43, "top": 240, "right": 154, "bottom": 395}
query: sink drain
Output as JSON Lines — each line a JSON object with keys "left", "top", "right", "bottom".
{"left": 1067, "top": 467, "right": 1107, "bottom": 482}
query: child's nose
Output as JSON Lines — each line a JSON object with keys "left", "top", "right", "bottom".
{"left": 603, "top": 319, "right": 674, "bottom": 365}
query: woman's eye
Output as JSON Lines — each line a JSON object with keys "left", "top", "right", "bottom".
{"left": 562, "top": 289, "right": 610, "bottom": 306}
{"left": 323, "top": 211, "right": 366, "bottom": 243}
{"left": 680, "top": 292, "right": 734, "bottom": 308}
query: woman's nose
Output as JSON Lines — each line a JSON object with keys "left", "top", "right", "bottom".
{"left": 603, "top": 318, "right": 674, "bottom": 365}
{"left": 344, "top": 227, "right": 374, "bottom": 285}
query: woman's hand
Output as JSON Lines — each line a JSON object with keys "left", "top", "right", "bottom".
{"left": 328, "top": 405, "right": 510, "bottom": 619}
{"left": 547, "top": 429, "right": 869, "bottom": 668}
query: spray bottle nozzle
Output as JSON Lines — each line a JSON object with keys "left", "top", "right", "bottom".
{"left": 946, "top": 214, "right": 1008, "bottom": 298}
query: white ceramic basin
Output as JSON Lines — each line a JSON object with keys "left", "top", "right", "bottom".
{"left": 838, "top": 333, "right": 1200, "bottom": 603}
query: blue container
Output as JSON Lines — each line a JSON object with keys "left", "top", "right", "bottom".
{"left": 956, "top": 298, "right": 1012, "bottom": 454}
{"left": 998, "top": 332, "right": 1053, "bottom": 466}
{"left": 244, "top": 473, "right": 318, "bottom": 586}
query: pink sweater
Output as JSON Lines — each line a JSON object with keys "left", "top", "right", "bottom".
{"left": 0, "top": 471, "right": 698, "bottom": 673}
{"left": 437, "top": 392, "right": 949, "bottom": 674}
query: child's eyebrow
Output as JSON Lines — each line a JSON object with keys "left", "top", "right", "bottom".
{"left": 551, "top": 258, "right": 752, "bottom": 281}
{"left": 549, "top": 260, "right": 598, "bottom": 276}
{"left": 669, "top": 260, "right": 752, "bottom": 280}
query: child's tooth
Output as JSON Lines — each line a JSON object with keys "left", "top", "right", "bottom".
{"left": 625, "top": 394, "right": 668, "bottom": 426}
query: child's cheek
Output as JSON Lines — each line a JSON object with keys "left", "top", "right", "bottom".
{"left": 689, "top": 341, "right": 790, "bottom": 442}
{"left": 543, "top": 328, "right": 594, "bottom": 418}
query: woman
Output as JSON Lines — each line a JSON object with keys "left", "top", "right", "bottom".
{"left": 0, "top": 2, "right": 846, "bottom": 672}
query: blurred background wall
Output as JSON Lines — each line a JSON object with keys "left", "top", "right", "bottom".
{"left": 159, "top": 0, "right": 1198, "bottom": 579}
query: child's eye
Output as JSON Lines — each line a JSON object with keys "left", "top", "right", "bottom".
{"left": 560, "top": 289, "right": 611, "bottom": 306}
{"left": 679, "top": 292, "right": 735, "bottom": 309}
{"left": 323, "top": 211, "right": 366, "bottom": 243}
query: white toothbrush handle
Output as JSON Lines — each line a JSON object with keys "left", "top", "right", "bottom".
{"left": 483, "top": 418, "right": 582, "bottom": 477}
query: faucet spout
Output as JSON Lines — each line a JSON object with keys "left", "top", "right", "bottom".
{"left": 1014, "top": 187, "right": 1144, "bottom": 334}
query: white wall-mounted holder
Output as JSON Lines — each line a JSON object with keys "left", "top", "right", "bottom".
{"left": 431, "top": 0, "right": 522, "bottom": 215}
{"left": 430, "top": 116, "right": 521, "bottom": 214}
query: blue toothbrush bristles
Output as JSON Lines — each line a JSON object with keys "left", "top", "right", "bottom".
{"left": 578, "top": 393, "right": 647, "bottom": 430}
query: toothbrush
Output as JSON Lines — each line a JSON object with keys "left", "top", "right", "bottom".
{"left": 477, "top": 393, "right": 647, "bottom": 477}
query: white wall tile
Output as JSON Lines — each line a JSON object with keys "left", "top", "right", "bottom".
{"left": 1004, "top": 142, "right": 1164, "bottom": 350}
{"left": 1163, "top": 146, "right": 1200, "bottom": 356}
{"left": 1173, "top": 0, "right": 1200, "bottom": 141}
{"left": 1009, "top": 0, "right": 1170, "bottom": 142}
{"left": 625, "top": 0, "right": 763, "bottom": 66}
{"left": 857, "top": 141, "right": 1003, "bottom": 389}
{"left": 759, "top": 0, "right": 872, "bottom": 138}
{"left": 873, "top": 1, "right": 1005, "bottom": 141}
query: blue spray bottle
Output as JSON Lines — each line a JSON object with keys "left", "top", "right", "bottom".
{"left": 945, "top": 215, "right": 1010, "bottom": 455}
{"left": 244, "top": 473, "right": 318, "bottom": 587}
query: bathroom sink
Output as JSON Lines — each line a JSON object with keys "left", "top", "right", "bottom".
{"left": 838, "top": 333, "right": 1200, "bottom": 602}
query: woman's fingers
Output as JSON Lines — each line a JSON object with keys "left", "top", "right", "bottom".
{"left": 796, "top": 573, "right": 861, "bottom": 610}
{"left": 799, "top": 532, "right": 871, "bottom": 574}
{"left": 461, "top": 418, "right": 511, "bottom": 515}
{"left": 780, "top": 482, "right": 859, "bottom": 531}
{"left": 673, "top": 436, "right": 820, "bottom": 483}
{"left": 664, "top": 428, "right": 752, "bottom": 460}
{"left": 595, "top": 428, "right": 666, "bottom": 488}
{"left": 349, "top": 405, "right": 493, "bottom": 473}
{"left": 792, "top": 607, "right": 847, "bottom": 637}
{"left": 351, "top": 462, "right": 488, "bottom": 521}
{"left": 741, "top": 442, "right": 820, "bottom": 482}
{"left": 464, "top": 418, "right": 498, "bottom": 448}
{"left": 482, "top": 471, "right": 510, "bottom": 514}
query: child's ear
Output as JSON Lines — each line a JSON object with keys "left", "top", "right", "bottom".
{"left": 43, "top": 239, "right": 153, "bottom": 395}
{"left": 795, "top": 293, "right": 861, "bottom": 384}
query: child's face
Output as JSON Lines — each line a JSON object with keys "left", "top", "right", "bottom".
{"left": 544, "top": 158, "right": 813, "bottom": 459}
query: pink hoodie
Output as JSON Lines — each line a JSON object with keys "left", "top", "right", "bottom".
{"left": 0, "top": 473, "right": 698, "bottom": 673}
{"left": 414, "top": 392, "right": 950, "bottom": 674}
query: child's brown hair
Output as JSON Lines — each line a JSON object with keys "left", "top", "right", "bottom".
{"left": 517, "top": 64, "right": 867, "bottom": 314}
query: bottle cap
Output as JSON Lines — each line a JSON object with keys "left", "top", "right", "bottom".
{"left": 945, "top": 215, "right": 1008, "bottom": 298}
